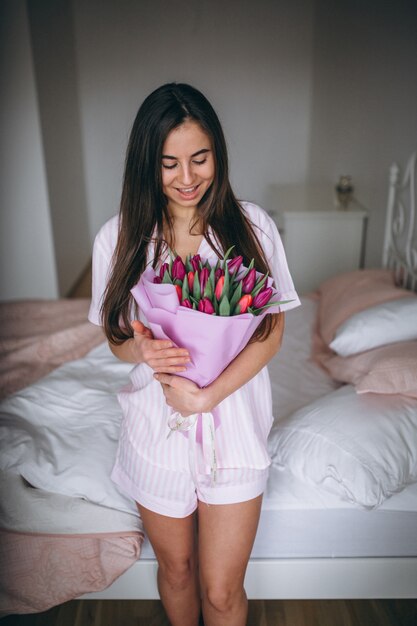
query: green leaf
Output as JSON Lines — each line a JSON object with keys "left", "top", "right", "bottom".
{"left": 185, "top": 254, "right": 192, "bottom": 273}
{"left": 229, "top": 281, "right": 242, "bottom": 313}
{"left": 219, "top": 295, "right": 231, "bottom": 316}
{"left": 182, "top": 273, "right": 189, "bottom": 300}
{"left": 241, "top": 258, "right": 255, "bottom": 278}
{"left": 213, "top": 296, "right": 219, "bottom": 315}
{"left": 251, "top": 272, "right": 269, "bottom": 297}
{"left": 223, "top": 265, "right": 230, "bottom": 298}
{"left": 162, "top": 272, "right": 173, "bottom": 284}
{"left": 209, "top": 266, "right": 216, "bottom": 291}
{"left": 203, "top": 278, "right": 213, "bottom": 300}
{"left": 222, "top": 246, "right": 235, "bottom": 270}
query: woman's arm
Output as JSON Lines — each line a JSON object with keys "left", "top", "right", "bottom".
{"left": 155, "top": 313, "right": 285, "bottom": 415}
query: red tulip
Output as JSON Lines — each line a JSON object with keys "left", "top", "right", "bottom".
{"left": 181, "top": 298, "right": 192, "bottom": 308}
{"left": 198, "top": 298, "right": 215, "bottom": 314}
{"left": 175, "top": 284, "right": 182, "bottom": 302}
{"left": 188, "top": 271, "right": 195, "bottom": 291}
{"left": 153, "top": 276, "right": 162, "bottom": 284}
{"left": 215, "top": 275, "right": 225, "bottom": 300}
{"left": 172, "top": 257, "right": 186, "bottom": 281}
{"left": 252, "top": 287, "right": 273, "bottom": 309}
{"left": 235, "top": 294, "right": 253, "bottom": 314}
{"left": 199, "top": 268, "right": 209, "bottom": 295}
{"left": 242, "top": 268, "right": 256, "bottom": 294}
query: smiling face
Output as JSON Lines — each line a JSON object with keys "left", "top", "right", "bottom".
{"left": 161, "top": 120, "right": 215, "bottom": 218}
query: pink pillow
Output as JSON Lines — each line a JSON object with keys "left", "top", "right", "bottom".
{"left": 317, "top": 269, "right": 414, "bottom": 346}
{"left": 319, "top": 341, "right": 417, "bottom": 399}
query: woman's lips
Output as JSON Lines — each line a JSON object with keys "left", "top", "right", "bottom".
{"left": 176, "top": 184, "right": 200, "bottom": 199}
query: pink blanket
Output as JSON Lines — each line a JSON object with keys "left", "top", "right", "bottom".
{"left": 0, "top": 299, "right": 104, "bottom": 399}
{"left": 0, "top": 529, "right": 142, "bottom": 615}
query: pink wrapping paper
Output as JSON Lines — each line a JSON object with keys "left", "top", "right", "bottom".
{"left": 131, "top": 267, "right": 283, "bottom": 389}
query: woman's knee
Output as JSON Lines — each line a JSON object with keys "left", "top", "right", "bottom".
{"left": 158, "top": 555, "right": 197, "bottom": 591}
{"left": 202, "top": 582, "right": 245, "bottom": 614}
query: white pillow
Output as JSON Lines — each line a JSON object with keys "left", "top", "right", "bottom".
{"left": 268, "top": 385, "right": 417, "bottom": 508}
{"left": 329, "top": 297, "right": 417, "bottom": 357}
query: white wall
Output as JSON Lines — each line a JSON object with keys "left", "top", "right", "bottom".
{"left": 71, "top": 0, "right": 315, "bottom": 239}
{"left": 309, "top": 0, "right": 417, "bottom": 267}
{"left": 0, "top": 0, "right": 58, "bottom": 300}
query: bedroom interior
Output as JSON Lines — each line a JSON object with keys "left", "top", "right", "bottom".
{"left": 1, "top": 0, "right": 417, "bottom": 625}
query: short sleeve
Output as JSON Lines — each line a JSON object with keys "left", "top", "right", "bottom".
{"left": 88, "top": 216, "right": 118, "bottom": 326}
{"left": 242, "top": 202, "right": 301, "bottom": 313}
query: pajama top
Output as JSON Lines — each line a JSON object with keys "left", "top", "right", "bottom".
{"left": 88, "top": 202, "right": 300, "bottom": 474}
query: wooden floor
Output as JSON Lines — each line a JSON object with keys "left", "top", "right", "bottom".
{"left": 2, "top": 599, "right": 417, "bottom": 626}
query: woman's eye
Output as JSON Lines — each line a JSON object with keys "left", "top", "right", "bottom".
{"left": 162, "top": 163, "right": 177, "bottom": 170}
{"left": 193, "top": 159, "right": 207, "bottom": 166}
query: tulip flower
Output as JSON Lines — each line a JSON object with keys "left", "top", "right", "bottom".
{"left": 153, "top": 276, "right": 162, "bottom": 284}
{"left": 159, "top": 262, "right": 170, "bottom": 280}
{"left": 199, "top": 268, "right": 209, "bottom": 295}
{"left": 234, "top": 294, "right": 253, "bottom": 314}
{"left": 252, "top": 287, "right": 273, "bottom": 309}
{"left": 198, "top": 297, "right": 215, "bottom": 314}
{"left": 215, "top": 275, "right": 225, "bottom": 300}
{"left": 172, "top": 257, "right": 186, "bottom": 281}
{"left": 181, "top": 298, "right": 192, "bottom": 308}
{"left": 242, "top": 268, "right": 256, "bottom": 294}
{"left": 190, "top": 254, "right": 202, "bottom": 272}
{"left": 188, "top": 271, "right": 195, "bottom": 291}
{"left": 175, "top": 284, "right": 182, "bottom": 302}
{"left": 215, "top": 268, "right": 224, "bottom": 282}
{"left": 227, "top": 255, "right": 243, "bottom": 274}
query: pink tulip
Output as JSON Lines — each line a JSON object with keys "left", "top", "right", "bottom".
{"left": 198, "top": 297, "right": 215, "bottom": 314}
{"left": 252, "top": 287, "right": 273, "bottom": 309}
{"left": 190, "top": 255, "right": 202, "bottom": 272}
{"left": 181, "top": 298, "right": 192, "bottom": 308}
{"left": 172, "top": 257, "right": 186, "bottom": 281}
{"left": 199, "top": 268, "right": 209, "bottom": 294}
{"left": 159, "top": 262, "right": 170, "bottom": 280}
{"left": 242, "top": 268, "right": 256, "bottom": 294}
{"left": 227, "top": 256, "right": 243, "bottom": 273}
{"left": 215, "top": 275, "right": 225, "bottom": 300}
{"left": 236, "top": 294, "right": 253, "bottom": 314}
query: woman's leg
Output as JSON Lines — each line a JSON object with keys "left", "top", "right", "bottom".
{"left": 137, "top": 503, "right": 201, "bottom": 626}
{"left": 197, "top": 494, "right": 263, "bottom": 626}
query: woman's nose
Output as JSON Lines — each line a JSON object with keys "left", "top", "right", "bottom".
{"left": 179, "top": 164, "right": 194, "bottom": 185}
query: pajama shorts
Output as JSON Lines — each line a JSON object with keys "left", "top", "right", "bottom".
{"left": 111, "top": 424, "right": 269, "bottom": 518}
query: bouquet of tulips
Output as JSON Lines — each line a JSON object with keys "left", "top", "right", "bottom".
{"left": 131, "top": 247, "right": 291, "bottom": 388}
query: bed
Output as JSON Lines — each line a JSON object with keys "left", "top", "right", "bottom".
{"left": 1, "top": 151, "right": 417, "bottom": 614}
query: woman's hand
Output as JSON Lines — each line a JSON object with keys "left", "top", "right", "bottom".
{"left": 129, "top": 321, "right": 191, "bottom": 374}
{"left": 154, "top": 373, "right": 215, "bottom": 417}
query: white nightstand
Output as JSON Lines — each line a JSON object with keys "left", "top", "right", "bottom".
{"left": 269, "top": 185, "right": 368, "bottom": 294}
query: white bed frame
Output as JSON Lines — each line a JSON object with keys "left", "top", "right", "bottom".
{"left": 84, "top": 152, "right": 417, "bottom": 601}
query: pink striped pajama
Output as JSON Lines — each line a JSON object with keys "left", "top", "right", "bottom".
{"left": 89, "top": 202, "right": 300, "bottom": 517}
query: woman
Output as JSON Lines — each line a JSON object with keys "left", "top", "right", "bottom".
{"left": 88, "top": 82, "right": 300, "bottom": 626}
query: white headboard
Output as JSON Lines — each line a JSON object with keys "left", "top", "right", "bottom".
{"left": 382, "top": 151, "right": 417, "bottom": 291}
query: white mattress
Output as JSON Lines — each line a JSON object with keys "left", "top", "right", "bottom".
{"left": 2, "top": 296, "right": 417, "bottom": 559}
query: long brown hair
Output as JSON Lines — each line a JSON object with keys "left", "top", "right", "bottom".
{"left": 102, "top": 83, "right": 278, "bottom": 344}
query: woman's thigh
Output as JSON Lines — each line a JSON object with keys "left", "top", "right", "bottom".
{"left": 197, "top": 494, "right": 263, "bottom": 590}
{"left": 137, "top": 503, "right": 197, "bottom": 574}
